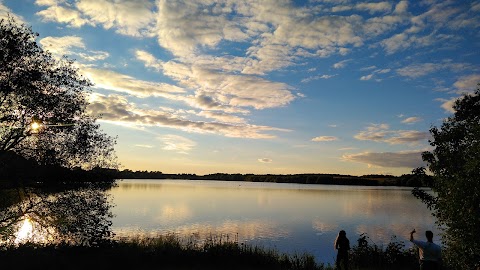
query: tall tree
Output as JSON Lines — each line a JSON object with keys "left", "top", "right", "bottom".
{"left": 413, "top": 86, "right": 480, "bottom": 269}
{"left": 0, "top": 16, "right": 117, "bottom": 170}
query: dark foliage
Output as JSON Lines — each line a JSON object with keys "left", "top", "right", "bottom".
{"left": 349, "top": 233, "right": 418, "bottom": 269}
{"left": 114, "top": 170, "right": 432, "bottom": 187}
{"left": 413, "top": 87, "right": 480, "bottom": 269}
{"left": 0, "top": 16, "right": 117, "bottom": 171}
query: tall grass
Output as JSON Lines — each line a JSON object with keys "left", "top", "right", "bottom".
{"left": 0, "top": 232, "right": 423, "bottom": 270}
{"left": 1, "top": 233, "right": 332, "bottom": 270}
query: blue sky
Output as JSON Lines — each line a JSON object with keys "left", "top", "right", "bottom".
{"left": 2, "top": 0, "right": 479, "bottom": 176}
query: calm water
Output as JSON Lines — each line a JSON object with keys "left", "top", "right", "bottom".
{"left": 109, "top": 179, "right": 439, "bottom": 264}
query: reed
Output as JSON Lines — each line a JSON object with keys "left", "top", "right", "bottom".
{"left": 0, "top": 233, "right": 421, "bottom": 270}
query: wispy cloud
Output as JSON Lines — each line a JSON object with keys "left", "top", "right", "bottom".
{"left": 342, "top": 150, "right": 425, "bottom": 168}
{"left": 87, "top": 93, "right": 290, "bottom": 139}
{"left": 0, "top": 2, "right": 24, "bottom": 22}
{"left": 160, "top": 134, "right": 196, "bottom": 153}
{"left": 401, "top": 117, "right": 422, "bottom": 124}
{"left": 360, "top": 68, "right": 391, "bottom": 81}
{"left": 397, "top": 62, "right": 471, "bottom": 78}
{"left": 36, "top": 0, "right": 155, "bottom": 36}
{"left": 312, "top": 136, "right": 338, "bottom": 142}
{"left": 301, "top": 74, "right": 337, "bottom": 83}
{"left": 354, "top": 124, "right": 428, "bottom": 145}
{"left": 437, "top": 74, "right": 480, "bottom": 113}
{"left": 40, "top": 36, "right": 109, "bottom": 61}
{"left": 135, "top": 144, "right": 154, "bottom": 148}
{"left": 333, "top": 59, "right": 352, "bottom": 69}
{"left": 258, "top": 158, "right": 272, "bottom": 163}
{"left": 81, "top": 67, "right": 185, "bottom": 98}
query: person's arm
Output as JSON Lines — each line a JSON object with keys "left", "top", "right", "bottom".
{"left": 410, "top": 229, "right": 416, "bottom": 242}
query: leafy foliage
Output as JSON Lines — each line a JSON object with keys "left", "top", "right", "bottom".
{"left": 349, "top": 233, "right": 418, "bottom": 269}
{"left": 413, "top": 87, "right": 480, "bottom": 269}
{"left": 0, "top": 16, "right": 117, "bottom": 170}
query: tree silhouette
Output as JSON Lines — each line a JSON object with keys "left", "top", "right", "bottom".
{"left": 413, "top": 86, "right": 480, "bottom": 269}
{"left": 0, "top": 16, "right": 117, "bottom": 170}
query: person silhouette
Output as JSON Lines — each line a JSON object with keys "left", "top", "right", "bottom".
{"left": 410, "top": 229, "right": 442, "bottom": 270}
{"left": 334, "top": 230, "right": 350, "bottom": 270}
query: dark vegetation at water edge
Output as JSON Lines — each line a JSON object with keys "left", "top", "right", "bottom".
{"left": 115, "top": 169, "right": 432, "bottom": 187}
{"left": 0, "top": 151, "right": 116, "bottom": 188}
{"left": 1, "top": 233, "right": 422, "bottom": 270}
{"left": 1, "top": 150, "right": 432, "bottom": 188}
{"left": 0, "top": 151, "right": 432, "bottom": 188}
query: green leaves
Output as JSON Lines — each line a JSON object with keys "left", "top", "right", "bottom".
{"left": 416, "top": 86, "right": 480, "bottom": 269}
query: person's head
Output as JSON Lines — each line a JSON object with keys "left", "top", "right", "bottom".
{"left": 426, "top": 230, "right": 433, "bottom": 242}
{"left": 339, "top": 230, "right": 346, "bottom": 238}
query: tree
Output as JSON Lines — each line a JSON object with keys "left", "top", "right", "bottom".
{"left": 0, "top": 16, "right": 117, "bottom": 170}
{"left": 413, "top": 86, "right": 480, "bottom": 269}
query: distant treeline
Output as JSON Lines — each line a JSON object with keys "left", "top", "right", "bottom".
{"left": 0, "top": 151, "right": 116, "bottom": 188}
{"left": 115, "top": 169, "right": 432, "bottom": 187}
{"left": 1, "top": 151, "right": 431, "bottom": 188}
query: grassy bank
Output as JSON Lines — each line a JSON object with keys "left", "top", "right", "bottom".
{"left": 0, "top": 233, "right": 422, "bottom": 270}
{"left": 1, "top": 235, "right": 325, "bottom": 270}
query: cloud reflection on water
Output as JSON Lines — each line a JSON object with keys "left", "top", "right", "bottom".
{"left": 110, "top": 180, "right": 440, "bottom": 264}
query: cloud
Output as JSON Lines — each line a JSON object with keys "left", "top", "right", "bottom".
{"left": 342, "top": 151, "right": 425, "bottom": 168}
{"left": 360, "top": 74, "right": 373, "bottom": 81}
{"left": 36, "top": 0, "right": 155, "bottom": 36}
{"left": 154, "top": 0, "right": 235, "bottom": 57}
{"left": 39, "top": 35, "right": 109, "bottom": 61}
{"left": 146, "top": 56, "right": 297, "bottom": 110}
{"left": 258, "top": 158, "right": 272, "bottom": 163}
{"left": 198, "top": 111, "right": 246, "bottom": 124}
{"left": 360, "top": 68, "right": 391, "bottom": 81}
{"left": 453, "top": 74, "right": 480, "bottom": 94}
{"left": 127, "top": 49, "right": 298, "bottom": 118}
{"left": 135, "top": 144, "right": 154, "bottom": 148}
{"left": 394, "top": 1, "right": 408, "bottom": 14}
{"left": 397, "top": 62, "right": 471, "bottom": 78}
{"left": 135, "top": 50, "right": 164, "bottom": 71}
{"left": 333, "top": 59, "right": 351, "bottom": 69}
{"left": 436, "top": 98, "right": 457, "bottom": 114}
{"left": 148, "top": 0, "right": 366, "bottom": 72}
{"left": 355, "top": 2, "right": 392, "bottom": 14}
{"left": 437, "top": 74, "right": 480, "bottom": 113}
{"left": 360, "top": 65, "right": 377, "bottom": 71}
{"left": 160, "top": 134, "right": 196, "bottom": 153}
{"left": 301, "top": 74, "right": 337, "bottom": 83}
{"left": 401, "top": 117, "right": 422, "bottom": 124}
{"left": 0, "top": 2, "right": 25, "bottom": 23}
{"left": 311, "top": 136, "right": 338, "bottom": 142}
{"left": 81, "top": 67, "right": 185, "bottom": 98}
{"left": 87, "top": 93, "right": 290, "bottom": 139}
{"left": 76, "top": 0, "right": 155, "bottom": 37}
{"left": 36, "top": 5, "right": 90, "bottom": 28}
{"left": 354, "top": 124, "right": 429, "bottom": 145}
{"left": 380, "top": 1, "right": 478, "bottom": 54}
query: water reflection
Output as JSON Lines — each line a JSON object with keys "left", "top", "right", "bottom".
{"left": 0, "top": 184, "right": 115, "bottom": 247}
{"left": 15, "top": 218, "right": 33, "bottom": 243}
{"left": 109, "top": 179, "right": 440, "bottom": 264}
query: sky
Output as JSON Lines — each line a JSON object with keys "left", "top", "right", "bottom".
{"left": 1, "top": 0, "right": 479, "bottom": 176}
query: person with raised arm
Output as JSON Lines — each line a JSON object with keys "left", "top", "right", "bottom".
{"left": 410, "top": 229, "right": 442, "bottom": 270}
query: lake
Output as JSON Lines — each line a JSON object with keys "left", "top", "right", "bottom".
{"left": 109, "top": 179, "right": 439, "bottom": 265}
